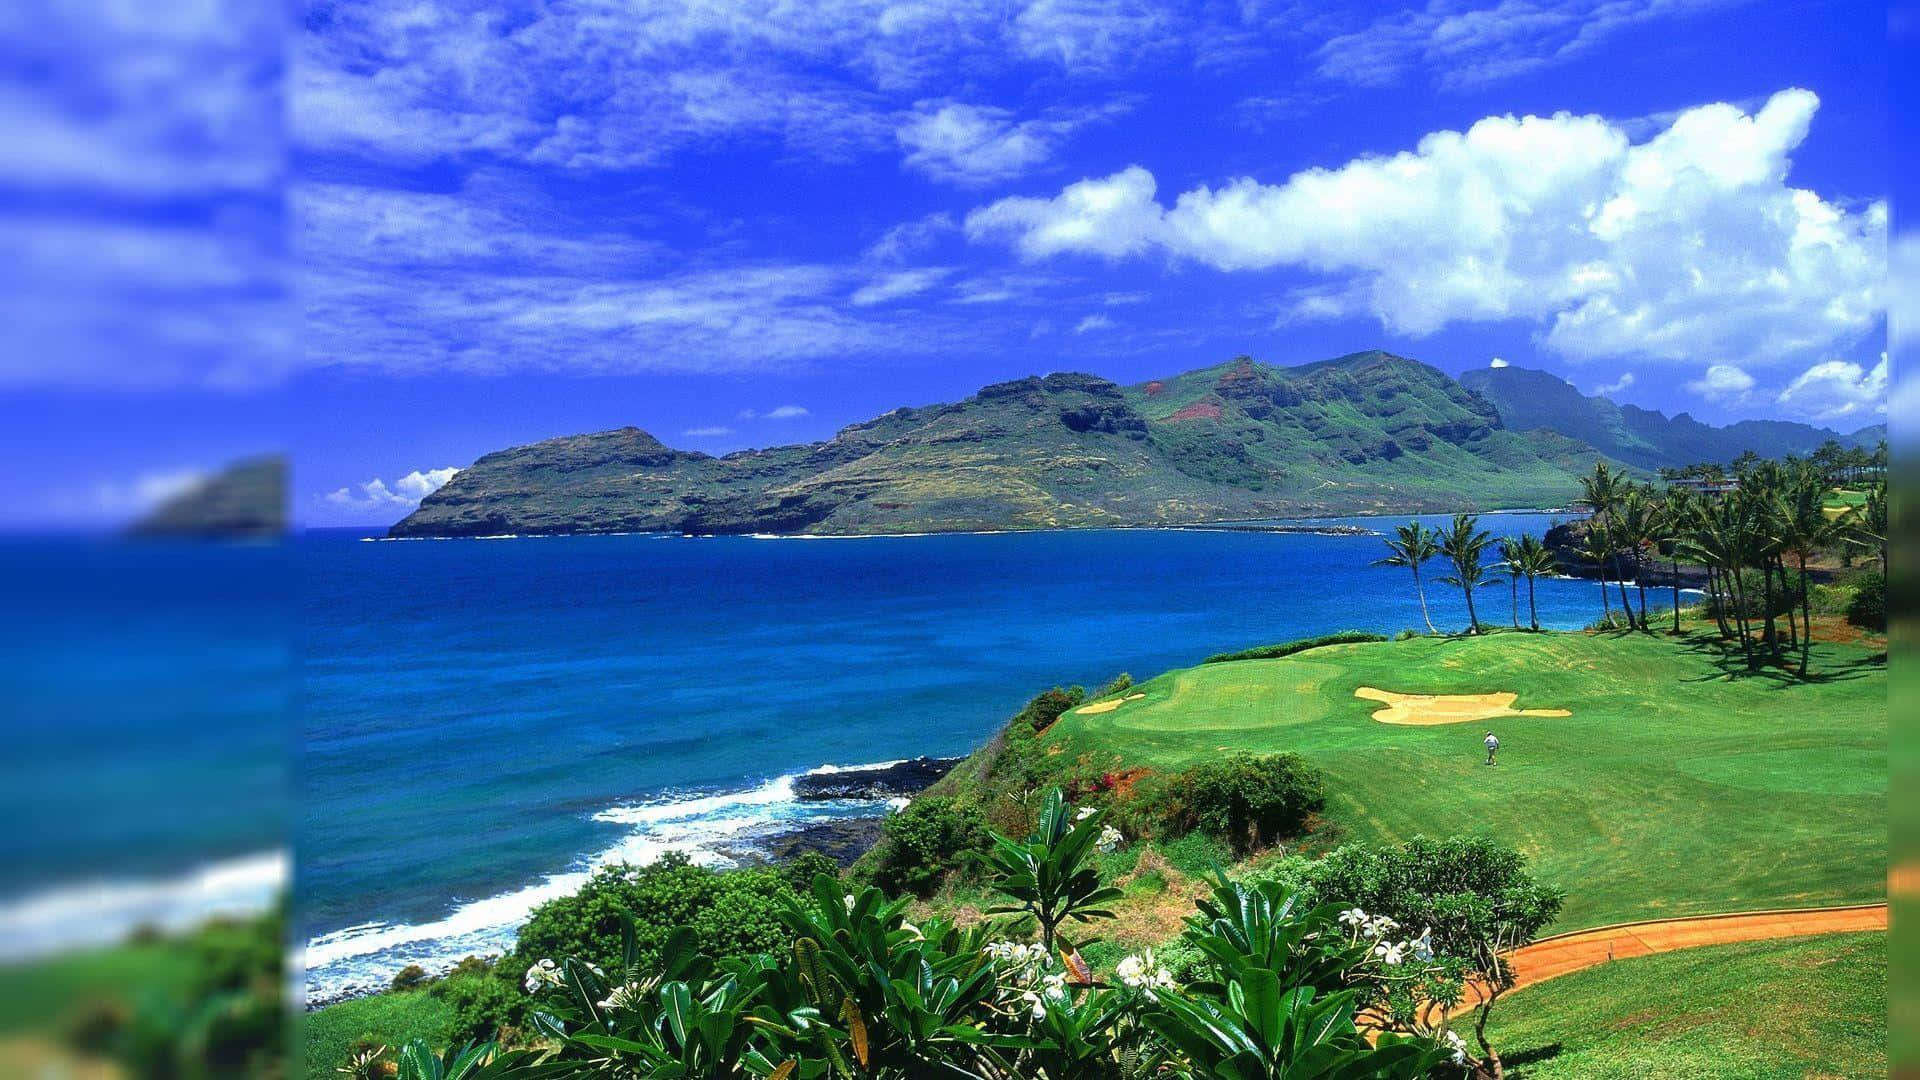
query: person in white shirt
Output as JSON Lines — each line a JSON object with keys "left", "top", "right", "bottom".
{"left": 1484, "top": 731, "right": 1500, "bottom": 766}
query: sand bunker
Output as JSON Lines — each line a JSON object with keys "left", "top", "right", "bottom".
{"left": 1076, "top": 693, "right": 1146, "bottom": 715}
{"left": 1354, "top": 687, "right": 1570, "bottom": 726}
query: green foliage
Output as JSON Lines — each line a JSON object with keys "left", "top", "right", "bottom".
{"left": 1095, "top": 671, "right": 1133, "bottom": 697}
{"left": 497, "top": 787, "right": 1452, "bottom": 1079}
{"left": 983, "top": 789, "right": 1125, "bottom": 952}
{"left": 871, "top": 796, "right": 990, "bottom": 897}
{"left": 1151, "top": 752, "right": 1326, "bottom": 856}
{"left": 509, "top": 854, "right": 798, "bottom": 981}
{"left": 1298, "top": 836, "right": 1565, "bottom": 985}
{"left": 1015, "top": 685, "right": 1086, "bottom": 731}
{"left": 1202, "top": 631, "right": 1386, "bottom": 664}
{"left": 390, "top": 965, "right": 432, "bottom": 992}
{"left": 1846, "top": 573, "right": 1885, "bottom": 631}
{"left": 430, "top": 970, "right": 522, "bottom": 1047}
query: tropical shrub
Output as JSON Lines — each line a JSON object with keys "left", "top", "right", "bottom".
{"left": 486, "top": 787, "right": 1451, "bottom": 1080}
{"left": 390, "top": 964, "right": 432, "bottom": 992}
{"left": 1202, "top": 631, "right": 1386, "bottom": 665}
{"left": 1846, "top": 573, "right": 1885, "bottom": 631}
{"left": 432, "top": 969, "right": 523, "bottom": 1046}
{"left": 1151, "top": 752, "right": 1326, "bottom": 855}
{"left": 1283, "top": 835, "right": 1566, "bottom": 1075}
{"left": 1014, "top": 685, "right": 1086, "bottom": 731}
{"left": 509, "top": 855, "right": 798, "bottom": 980}
{"left": 871, "top": 795, "right": 990, "bottom": 896}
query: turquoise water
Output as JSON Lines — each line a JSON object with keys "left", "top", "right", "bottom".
{"left": 298, "top": 514, "right": 1620, "bottom": 998}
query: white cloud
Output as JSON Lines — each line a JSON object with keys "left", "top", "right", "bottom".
{"left": 1073, "top": 313, "right": 1114, "bottom": 333}
{"left": 968, "top": 90, "right": 1885, "bottom": 370}
{"left": 683, "top": 426, "right": 734, "bottom": 437}
{"left": 865, "top": 213, "right": 957, "bottom": 262}
{"left": 1894, "top": 231, "right": 1920, "bottom": 349}
{"left": 765, "top": 405, "right": 809, "bottom": 419}
{"left": 850, "top": 268, "right": 950, "bottom": 306}
{"left": 1685, "top": 363, "right": 1756, "bottom": 404}
{"left": 1489, "top": 357, "right": 1509, "bottom": 368}
{"left": 1314, "top": 0, "right": 1743, "bottom": 91}
{"left": 1775, "top": 354, "right": 1888, "bottom": 421}
{"left": 1592, "top": 372, "right": 1634, "bottom": 395}
{"left": 896, "top": 98, "right": 1128, "bottom": 186}
{"left": 324, "top": 467, "right": 460, "bottom": 512}
{"left": 897, "top": 102, "right": 1056, "bottom": 186}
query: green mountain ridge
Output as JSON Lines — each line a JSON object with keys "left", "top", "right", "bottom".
{"left": 1459, "top": 364, "right": 1882, "bottom": 471}
{"left": 390, "top": 352, "right": 1858, "bottom": 537}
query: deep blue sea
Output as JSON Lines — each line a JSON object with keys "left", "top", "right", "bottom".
{"left": 297, "top": 512, "right": 1643, "bottom": 1000}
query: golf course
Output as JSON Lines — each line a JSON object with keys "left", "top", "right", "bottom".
{"left": 1043, "top": 629, "right": 1886, "bottom": 931}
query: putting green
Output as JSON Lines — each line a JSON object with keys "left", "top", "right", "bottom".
{"left": 1043, "top": 631, "right": 1886, "bottom": 931}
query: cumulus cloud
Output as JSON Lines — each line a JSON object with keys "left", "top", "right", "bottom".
{"left": 1592, "top": 372, "right": 1634, "bottom": 396}
{"left": 324, "top": 467, "right": 460, "bottom": 512}
{"left": 1685, "top": 364, "right": 1756, "bottom": 405}
{"left": 1489, "top": 357, "right": 1509, "bottom": 368}
{"left": 1775, "top": 354, "right": 1887, "bottom": 421}
{"left": 967, "top": 90, "right": 1885, "bottom": 370}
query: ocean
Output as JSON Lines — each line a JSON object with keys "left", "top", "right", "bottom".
{"left": 295, "top": 512, "right": 1636, "bottom": 1002}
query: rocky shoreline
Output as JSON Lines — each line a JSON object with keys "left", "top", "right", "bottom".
{"left": 792, "top": 755, "right": 963, "bottom": 800}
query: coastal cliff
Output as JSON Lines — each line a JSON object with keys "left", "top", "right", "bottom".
{"left": 392, "top": 353, "right": 1873, "bottom": 538}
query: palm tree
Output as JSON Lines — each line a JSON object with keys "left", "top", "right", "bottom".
{"left": 1579, "top": 520, "right": 1618, "bottom": 629}
{"left": 1374, "top": 521, "right": 1442, "bottom": 634}
{"left": 1614, "top": 487, "right": 1658, "bottom": 631}
{"left": 1438, "top": 513, "right": 1495, "bottom": 634}
{"left": 1497, "top": 537, "right": 1526, "bottom": 629}
{"left": 1771, "top": 464, "right": 1849, "bottom": 677}
{"left": 1515, "top": 534, "right": 1559, "bottom": 632}
{"left": 1580, "top": 462, "right": 1636, "bottom": 624}
{"left": 1851, "top": 482, "right": 1887, "bottom": 579}
{"left": 1656, "top": 489, "right": 1697, "bottom": 635}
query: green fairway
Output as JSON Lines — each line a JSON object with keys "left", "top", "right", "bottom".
{"left": 1044, "top": 630, "right": 1886, "bottom": 930}
{"left": 1482, "top": 932, "right": 1885, "bottom": 1078}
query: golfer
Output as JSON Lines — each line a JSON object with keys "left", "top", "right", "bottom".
{"left": 1484, "top": 731, "right": 1500, "bottom": 766}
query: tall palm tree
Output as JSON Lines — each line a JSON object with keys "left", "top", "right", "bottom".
{"left": 1580, "top": 462, "right": 1636, "bottom": 624}
{"left": 1851, "top": 482, "right": 1887, "bottom": 579}
{"left": 1656, "top": 488, "right": 1697, "bottom": 635}
{"left": 1516, "top": 534, "right": 1559, "bottom": 632}
{"left": 1438, "top": 513, "right": 1495, "bottom": 634}
{"left": 1497, "top": 537, "right": 1526, "bottom": 629}
{"left": 1579, "top": 520, "right": 1618, "bottom": 629}
{"left": 1374, "top": 521, "right": 1442, "bottom": 634}
{"left": 1614, "top": 487, "right": 1658, "bottom": 631}
{"left": 1771, "top": 463, "right": 1848, "bottom": 677}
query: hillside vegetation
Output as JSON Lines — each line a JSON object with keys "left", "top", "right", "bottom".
{"left": 391, "top": 352, "right": 1872, "bottom": 537}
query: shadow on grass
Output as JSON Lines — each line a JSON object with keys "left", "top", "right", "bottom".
{"left": 1673, "top": 629, "right": 1884, "bottom": 687}
{"left": 1501, "top": 1042, "right": 1565, "bottom": 1070}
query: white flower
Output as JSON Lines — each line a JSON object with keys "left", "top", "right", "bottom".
{"left": 1366, "top": 915, "right": 1399, "bottom": 939}
{"left": 1020, "top": 990, "right": 1047, "bottom": 1019}
{"left": 1411, "top": 927, "right": 1435, "bottom": 962}
{"left": 1115, "top": 949, "right": 1176, "bottom": 994}
{"left": 1096, "top": 825, "right": 1125, "bottom": 854}
{"left": 597, "top": 981, "right": 644, "bottom": 1011}
{"left": 1373, "top": 940, "right": 1405, "bottom": 965}
{"left": 523, "top": 959, "right": 564, "bottom": 994}
{"left": 1041, "top": 971, "right": 1068, "bottom": 999}
{"left": 1338, "top": 907, "right": 1368, "bottom": 928}
{"left": 844, "top": 894, "right": 857, "bottom": 912}
{"left": 1075, "top": 806, "right": 1098, "bottom": 821}
{"left": 1443, "top": 1029, "right": 1468, "bottom": 1065}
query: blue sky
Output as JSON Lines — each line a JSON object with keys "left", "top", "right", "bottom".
{"left": 0, "top": 0, "right": 1904, "bottom": 527}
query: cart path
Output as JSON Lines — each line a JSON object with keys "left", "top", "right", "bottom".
{"left": 1448, "top": 902, "right": 1887, "bottom": 1014}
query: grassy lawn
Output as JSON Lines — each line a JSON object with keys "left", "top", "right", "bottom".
{"left": 0, "top": 941, "right": 199, "bottom": 1035}
{"left": 1043, "top": 629, "right": 1886, "bottom": 931}
{"left": 1483, "top": 931, "right": 1885, "bottom": 1078}
{"left": 301, "top": 988, "right": 454, "bottom": 1080}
